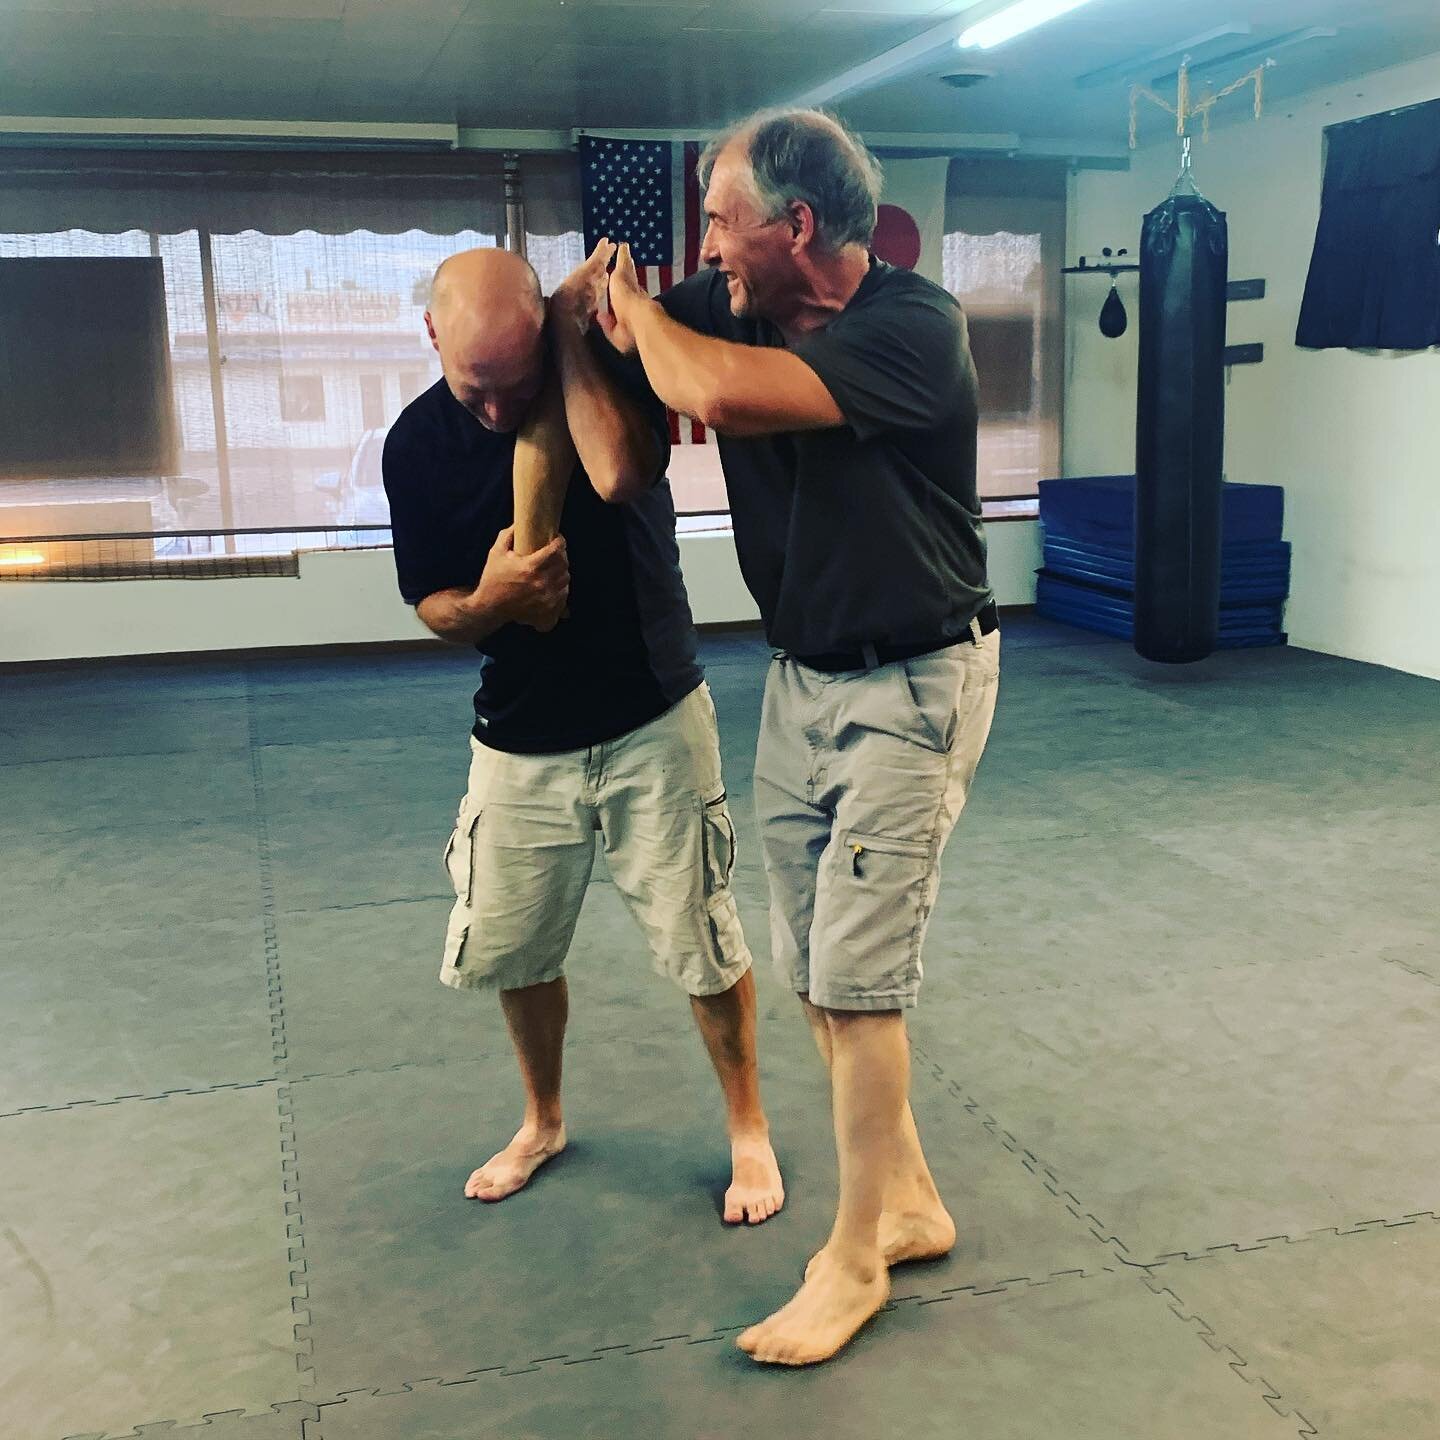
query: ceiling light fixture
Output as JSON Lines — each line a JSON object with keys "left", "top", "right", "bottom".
{"left": 957, "top": 0, "right": 1099, "bottom": 51}
{"left": 1075, "top": 24, "right": 1251, "bottom": 89}
{"left": 1152, "top": 26, "right": 1337, "bottom": 86}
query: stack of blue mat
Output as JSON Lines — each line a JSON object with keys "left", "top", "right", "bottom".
{"left": 1034, "top": 475, "right": 1290, "bottom": 648}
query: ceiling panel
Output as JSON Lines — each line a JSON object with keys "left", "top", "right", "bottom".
{"left": 794, "top": 8, "right": 943, "bottom": 38}
{"left": 0, "top": 0, "right": 1437, "bottom": 145}
{"left": 339, "top": 0, "right": 473, "bottom": 22}
{"left": 681, "top": 8, "right": 803, "bottom": 33}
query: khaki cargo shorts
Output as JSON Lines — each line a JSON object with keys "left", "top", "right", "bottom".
{"left": 440, "top": 683, "right": 752, "bottom": 997}
{"left": 754, "top": 629, "right": 1000, "bottom": 1011}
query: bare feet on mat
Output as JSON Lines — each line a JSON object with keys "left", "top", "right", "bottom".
{"left": 724, "top": 1131, "right": 785, "bottom": 1225}
{"left": 738, "top": 1246, "right": 890, "bottom": 1366}
{"left": 463, "top": 1122, "right": 567, "bottom": 1202}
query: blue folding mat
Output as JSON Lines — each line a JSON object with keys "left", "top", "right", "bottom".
{"left": 1035, "top": 474, "right": 1290, "bottom": 648}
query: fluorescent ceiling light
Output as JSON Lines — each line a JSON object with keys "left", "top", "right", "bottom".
{"left": 958, "top": 0, "right": 1098, "bottom": 50}
{"left": 1076, "top": 24, "right": 1251, "bottom": 89}
{"left": 1152, "top": 26, "right": 1337, "bottom": 85}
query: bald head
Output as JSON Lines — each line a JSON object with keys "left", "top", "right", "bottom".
{"left": 425, "top": 248, "right": 546, "bottom": 433}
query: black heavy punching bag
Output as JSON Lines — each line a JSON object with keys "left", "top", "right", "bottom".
{"left": 1134, "top": 172, "right": 1228, "bottom": 663}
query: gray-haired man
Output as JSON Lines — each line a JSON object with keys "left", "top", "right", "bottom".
{"left": 602, "top": 109, "right": 999, "bottom": 1365}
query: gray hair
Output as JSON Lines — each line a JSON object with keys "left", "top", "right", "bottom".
{"left": 698, "top": 108, "right": 884, "bottom": 252}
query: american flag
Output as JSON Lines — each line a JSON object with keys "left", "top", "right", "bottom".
{"left": 580, "top": 134, "right": 709, "bottom": 446}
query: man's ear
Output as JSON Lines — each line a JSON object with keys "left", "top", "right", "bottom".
{"left": 788, "top": 200, "right": 817, "bottom": 252}
{"left": 424, "top": 310, "right": 440, "bottom": 352}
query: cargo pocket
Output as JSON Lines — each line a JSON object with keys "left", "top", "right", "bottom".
{"left": 701, "top": 791, "right": 737, "bottom": 896}
{"left": 441, "top": 806, "right": 483, "bottom": 971}
{"left": 834, "top": 829, "right": 935, "bottom": 977}
{"left": 700, "top": 792, "right": 746, "bottom": 969}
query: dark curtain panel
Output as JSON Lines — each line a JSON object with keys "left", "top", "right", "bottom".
{"left": 0, "top": 257, "right": 176, "bottom": 480}
{"left": 1296, "top": 98, "right": 1440, "bottom": 350}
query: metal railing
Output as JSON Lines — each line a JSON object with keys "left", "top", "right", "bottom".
{"left": 0, "top": 498, "right": 1038, "bottom": 582}
{"left": 0, "top": 525, "right": 394, "bottom": 580}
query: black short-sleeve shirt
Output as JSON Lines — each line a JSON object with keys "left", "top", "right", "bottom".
{"left": 382, "top": 340, "right": 702, "bottom": 754}
{"left": 659, "top": 260, "right": 991, "bottom": 655}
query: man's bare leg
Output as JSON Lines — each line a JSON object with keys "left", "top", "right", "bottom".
{"left": 800, "top": 995, "right": 955, "bottom": 1267}
{"left": 464, "top": 976, "right": 569, "bottom": 1201}
{"left": 691, "top": 968, "right": 785, "bottom": 1225}
{"left": 739, "top": 1007, "right": 904, "bottom": 1365}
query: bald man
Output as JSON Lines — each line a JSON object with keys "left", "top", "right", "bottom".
{"left": 381, "top": 247, "right": 784, "bottom": 1225}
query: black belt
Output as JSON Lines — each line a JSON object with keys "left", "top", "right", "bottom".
{"left": 790, "top": 602, "right": 999, "bottom": 673}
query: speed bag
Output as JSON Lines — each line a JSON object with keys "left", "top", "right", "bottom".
{"left": 1134, "top": 193, "right": 1229, "bottom": 664}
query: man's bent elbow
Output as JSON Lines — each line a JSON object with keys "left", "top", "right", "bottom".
{"left": 692, "top": 383, "right": 749, "bottom": 434}
{"left": 415, "top": 601, "right": 469, "bottom": 645}
{"left": 591, "top": 465, "right": 655, "bottom": 505}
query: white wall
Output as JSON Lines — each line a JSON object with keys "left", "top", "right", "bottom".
{"left": 0, "top": 522, "right": 1040, "bottom": 664}
{"left": 1065, "top": 52, "right": 1440, "bottom": 681}
{"left": 0, "top": 548, "right": 427, "bottom": 663}
{"left": 0, "top": 538, "right": 755, "bottom": 663}
{"left": 988, "top": 518, "right": 1042, "bottom": 607}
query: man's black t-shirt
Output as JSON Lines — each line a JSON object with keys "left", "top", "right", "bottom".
{"left": 382, "top": 347, "right": 702, "bottom": 754}
{"left": 658, "top": 260, "right": 992, "bottom": 656}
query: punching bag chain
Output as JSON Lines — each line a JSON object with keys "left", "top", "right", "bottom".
{"left": 1130, "top": 57, "right": 1272, "bottom": 151}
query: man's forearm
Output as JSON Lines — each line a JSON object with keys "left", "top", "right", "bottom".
{"left": 416, "top": 587, "right": 502, "bottom": 646}
{"left": 625, "top": 299, "right": 739, "bottom": 427}
{"left": 512, "top": 370, "right": 576, "bottom": 554}
{"left": 552, "top": 320, "right": 659, "bottom": 503}
{"left": 621, "top": 291, "right": 843, "bottom": 437}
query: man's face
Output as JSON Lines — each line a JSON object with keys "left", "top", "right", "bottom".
{"left": 428, "top": 313, "right": 544, "bottom": 433}
{"left": 698, "top": 148, "right": 796, "bottom": 322}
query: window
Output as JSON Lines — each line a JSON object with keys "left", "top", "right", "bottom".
{"left": 0, "top": 225, "right": 494, "bottom": 547}
{"left": 205, "top": 227, "right": 493, "bottom": 535}
{"left": 359, "top": 374, "right": 386, "bottom": 431}
{"left": 400, "top": 368, "right": 432, "bottom": 404}
{"left": 0, "top": 147, "right": 524, "bottom": 567}
{"left": 279, "top": 375, "right": 326, "bottom": 424}
{"left": 527, "top": 231, "right": 586, "bottom": 296}
{"left": 943, "top": 160, "right": 1067, "bottom": 501}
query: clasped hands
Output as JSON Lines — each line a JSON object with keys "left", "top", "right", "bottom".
{"left": 549, "top": 236, "right": 647, "bottom": 355}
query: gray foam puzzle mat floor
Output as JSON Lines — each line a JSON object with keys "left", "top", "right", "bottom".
{"left": 3, "top": 615, "right": 1437, "bottom": 1438}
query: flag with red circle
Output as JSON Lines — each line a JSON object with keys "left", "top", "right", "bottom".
{"left": 871, "top": 157, "right": 948, "bottom": 288}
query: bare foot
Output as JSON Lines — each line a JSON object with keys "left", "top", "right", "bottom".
{"left": 724, "top": 1132, "right": 785, "bottom": 1226}
{"left": 738, "top": 1247, "right": 890, "bottom": 1366}
{"left": 463, "top": 1122, "right": 566, "bottom": 1202}
{"left": 879, "top": 1200, "right": 956, "bottom": 1265}
{"left": 805, "top": 1199, "right": 955, "bottom": 1278}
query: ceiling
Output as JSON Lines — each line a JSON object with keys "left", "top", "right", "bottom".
{"left": 0, "top": 0, "right": 1437, "bottom": 149}
{"left": 836, "top": 0, "right": 1440, "bottom": 148}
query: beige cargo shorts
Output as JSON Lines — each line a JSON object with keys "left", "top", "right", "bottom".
{"left": 754, "top": 629, "right": 1000, "bottom": 1011}
{"left": 439, "top": 682, "right": 752, "bottom": 997}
